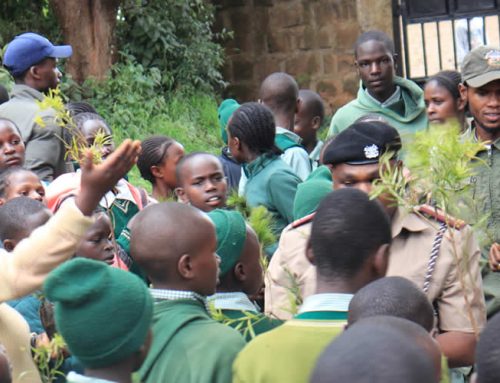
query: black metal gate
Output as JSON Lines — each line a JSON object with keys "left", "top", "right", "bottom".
{"left": 392, "top": 0, "right": 500, "bottom": 84}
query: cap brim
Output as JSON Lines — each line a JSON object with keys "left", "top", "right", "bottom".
{"left": 465, "top": 70, "right": 500, "bottom": 87}
{"left": 49, "top": 45, "right": 73, "bottom": 59}
{"left": 345, "top": 159, "right": 380, "bottom": 165}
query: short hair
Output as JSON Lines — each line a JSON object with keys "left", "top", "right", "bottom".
{"left": 354, "top": 30, "right": 395, "bottom": 58}
{"left": 175, "top": 152, "right": 222, "bottom": 187}
{"left": 311, "top": 188, "right": 391, "bottom": 280}
{"left": 0, "top": 117, "right": 22, "bottom": 136}
{"left": 354, "top": 113, "right": 389, "bottom": 124}
{"left": 72, "top": 112, "right": 111, "bottom": 134}
{"left": 425, "top": 70, "right": 462, "bottom": 100}
{"left": 348, "top": 276, "right": 435, "bottom": 332}
{"left": 66, "top": 101, "right": 98, "bottom": 117}
{"left": 298, "top": 89, "right": 325, "bottom": 123}
{"left": 259, "top": 72, "right": 299, "bottom": 115}
{"left": 0, "top": 167, "right": 33, "bottom": 199}
{"left": 310, "top": 319, "right": 436, "bottom": 383}
{"left": 227, "top": 102, "right": 278, "bottom": 156}
{"left": 476, "top": 312, "right": 500, "bottom": 383}
{"left": 0, "top": 196, "right": 47, "bottom": 241}
{"left": 137, "top": 135, "right": 177, "bottom": 185}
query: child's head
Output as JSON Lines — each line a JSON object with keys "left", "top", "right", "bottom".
{"left": 0, "top": 196, "right": 51, "bottom": 251}
{"left": 348, "top": 276, "right": 434, "bottom": 332}
{"left": 130, "top": 202, "right": 219, "bottom": 296}
{"left": 0, "top": 118, "right": 25, "bottom": 170}
{"left": 475, "top": 312, "right": 500, "bottom": 383}
{"left": 308, "top": 188, "right": 391, "bottom": 288}
{"left": 208, "top": 209, "right": 263, "bottom": 295}
{"left": 44, "top": 258, "right": 153, "bottom": 372}
{"left": 175, "top": 152, "right": 227, "bottom": 212}
{"left": 73, "top": 112, "right": 115, "bottom": 160}
{"left": 294, "top": 89, "right": 324, "bottom": 147}
{"left": 0, "top": 167, "right": 46, "bottom": 205}
{"left": 75, "top": 212, "right": 114, "bottom": 265}
{"left": 226, "top": 102, "right": 276, "bottom": 163}
{"left": 424, "top": 70, "right": 465, "bottom": 125}
{"left": 311, "top": 318, "right": 437, "bottom": 383}
{"left": 137, "top": 136, "right": 185, "bottom": 191}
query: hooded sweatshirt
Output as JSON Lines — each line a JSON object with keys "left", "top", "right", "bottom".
{"left": 327, "top": 76, "right": 428, "bottom": 138}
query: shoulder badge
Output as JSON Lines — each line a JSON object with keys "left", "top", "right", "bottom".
{"left": 292, "top": 212, "right": 315, "bottom": 229}
{"left": 417, "top": 205, "right": 466, "bottom": 230}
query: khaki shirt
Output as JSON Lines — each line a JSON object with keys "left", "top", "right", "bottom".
{"left": 265, "top": 207, "right": 487, "bottom": 333}
{"left": 264, "top": 221, "right": 315, "bottom": 320}
{"left": 387, "top": 208, "right": 486, "bottom": 332}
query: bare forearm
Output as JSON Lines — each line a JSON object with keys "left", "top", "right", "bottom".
{"left": 436, "top": 331, "right": 476, "bottom": 367}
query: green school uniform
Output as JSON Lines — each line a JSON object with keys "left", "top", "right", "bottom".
{"left": 209, "top": 292, "right": 282, "bottom": 341}
{"left": 139, "top": 294, "right": 245, "bottom": 383}
{"left": 328, "top": 76, "right": 427, "bottom": 139}
{"left": 232, "top": 293, "right": 350, "bottom": 383}
{"left": 243, "top": 153, "right": 301, "bottom": 238}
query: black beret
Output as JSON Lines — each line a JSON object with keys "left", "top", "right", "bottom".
{"left": 323, "top": 121, "right": 401, "bottom": 165}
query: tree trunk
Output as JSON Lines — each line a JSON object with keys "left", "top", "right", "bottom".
{"left": 50, "top": 0, "right": 121, "bottom": 83}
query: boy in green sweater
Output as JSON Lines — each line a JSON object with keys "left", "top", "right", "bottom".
{"left": 328, "top": 30, "right": 427, "bottom": 137}
{"left": 232, "top": 188, "right": 392, "bottom": 383}
{"left": 207, "top": 209, "right": 282, "bottom": 341}
{"left": 131, "top": 202, "right": 245, "bottom": 383}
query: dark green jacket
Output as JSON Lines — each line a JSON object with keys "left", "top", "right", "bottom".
{"left": 469, "top": 129, "right": 500, "bottom": 317}
{"left": 244, "top": 153, "right": 301, "bottom": 237}
{"left": 219, "top": 309, "right": 282, "bottom": 342}
{"left": 139, "top": 299, "right": 245, "bottom": 383}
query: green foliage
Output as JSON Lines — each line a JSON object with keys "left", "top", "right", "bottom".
{"left": 31, "top": 333, "right": 66, "bottom": 383}
{"left": 371, "top": 122, "right": 486, "bottom": 232}
{"left": 0, "top": 0, "right": 60, "bottom": 48}
{"left": 117, "top": 0, "right": 231, "bottom": 92}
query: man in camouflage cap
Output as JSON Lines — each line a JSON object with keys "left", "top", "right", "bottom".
{"left": 460, "top": 45, "right": 500, "bottom": 318}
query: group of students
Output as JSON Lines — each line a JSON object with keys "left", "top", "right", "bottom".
{"left": 0, "top": 27, "right": 499, "bottom": 383}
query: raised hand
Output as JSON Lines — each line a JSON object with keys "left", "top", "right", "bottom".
{"left": 75, "top": 139, "right": 141, "bottom": 216}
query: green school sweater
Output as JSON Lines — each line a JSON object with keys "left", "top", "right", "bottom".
{"left": 243, "top": 153, "right": 301, "bottom": 238}
{"left": 327, "top": 76, "right": 428, "bottom": 139}
{"left": 140, "top": 299, "right": 245, "bottom": 383}
{"left": 232, "top": 311, "right": 346, "bottom": 383}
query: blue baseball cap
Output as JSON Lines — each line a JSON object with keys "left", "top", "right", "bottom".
{"left": 3, "top": 32, "right": 72, "bottom": 76}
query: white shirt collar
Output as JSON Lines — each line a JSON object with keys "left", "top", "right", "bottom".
{"left": 298, "top": 293, "right": 353, "bottom": 314}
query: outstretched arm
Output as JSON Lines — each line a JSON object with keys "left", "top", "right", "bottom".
{"left": 0, "top": 139, "right": 141, "bottom": 301}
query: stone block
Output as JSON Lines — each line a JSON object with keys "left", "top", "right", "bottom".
{"left": 317, "top": 26, "right": 333, "bottom": 49}
{"left": 334, "top": 22, "right": 361, "bottom": 52}
{"left": 317, "top": 79, "right": 338, "bottom": 97}
{"left": 337, "top": 53, "right": 355, "bottom": 73}
{"left": 224, "top": 82, "right": 258, "bottom": 102}
{"left": 256, "top": 56, "right": 284, "bottom": 81}
{"left": 267, "top": 30, "right": 291, "bottom": 53}
{"left": 342, "top": 72, "right": 359, "bottom": 95}
{"left": 297, "top": 26, "right": 316, "bottom": 51}
{"left": 232, "top": 56, "right": 254, "bottom": 81}
{"left": 285, "top": 52, "right": 320, "bottom": 78}
{"left": 322, "top": 53, "right": 336, "bottom": 75}
{"left": 269, "top": 2, "right": 304, "bottom": 29}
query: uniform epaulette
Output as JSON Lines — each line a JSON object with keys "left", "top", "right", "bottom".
{"left": 416, "top": 205, "right": 467, "bottom": 230}
{"left": 292, "top": 212, "right": 316, "bottom": 229}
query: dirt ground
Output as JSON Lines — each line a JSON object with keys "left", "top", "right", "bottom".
{"left": 402, "top": 15, "right": 500, "bottom": 78}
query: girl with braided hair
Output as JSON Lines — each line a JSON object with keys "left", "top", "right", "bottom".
{"left": 137, "top": 135, "right": 185, "bottom": 201}
{"left": 227, "top": 102, "right": 301, "bottom": 250}
{"left": 424, "top": 70, "right": 467, "bottom": 130}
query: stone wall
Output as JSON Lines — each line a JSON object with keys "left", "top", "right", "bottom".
{"left": 213, "top": 0, "right": 392, "bottom": 115}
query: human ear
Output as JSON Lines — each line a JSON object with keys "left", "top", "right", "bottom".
{"left": 392, "top": 53, "right": 398, "bottom": 71}
{"left": 178, "top": 253, "right": 194, "bottom": 279}
{"left": 372, "top": 243, "right": 390, "bottom": 278}
{"left": 3, "top": 239, "right": 14, "bottom": 252}
{"left": 295, "top": 98, "right": 301, "bottom": 114}
{"left": 175, "top": 187, "right": 189, "bottom": 204}
{"left": 233, "top": 262, "right": 246, "bottom": 283}
{"left": 459, "top": 83, "right": 468, "bottom": 101}
{"left": 150, "top": 165, "right": 163, "bottom": 179}
{"left": 29, "top": 65, "right": 41, "bottom": 81}
{"left": 312, "top": 116, "right": 322, "bottom": 131}
{"left": 0, "top": 198, "right": 6, "bottom": 206}
{"left": 305, "top": 239, "right": 315, "bottom": 265}
{"left": 457, "top": 88, "right": 467, "bottom": 112}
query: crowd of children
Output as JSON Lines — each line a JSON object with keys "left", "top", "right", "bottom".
{"left": 0, "top": 27, "right": 499, "bottom": 383}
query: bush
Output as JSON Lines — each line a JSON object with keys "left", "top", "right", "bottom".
{"left": 117, "top": 0, "right": 230, "bottom": 93}
{"left": 79, "top": 58, "right": 223, "bottom": 189}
